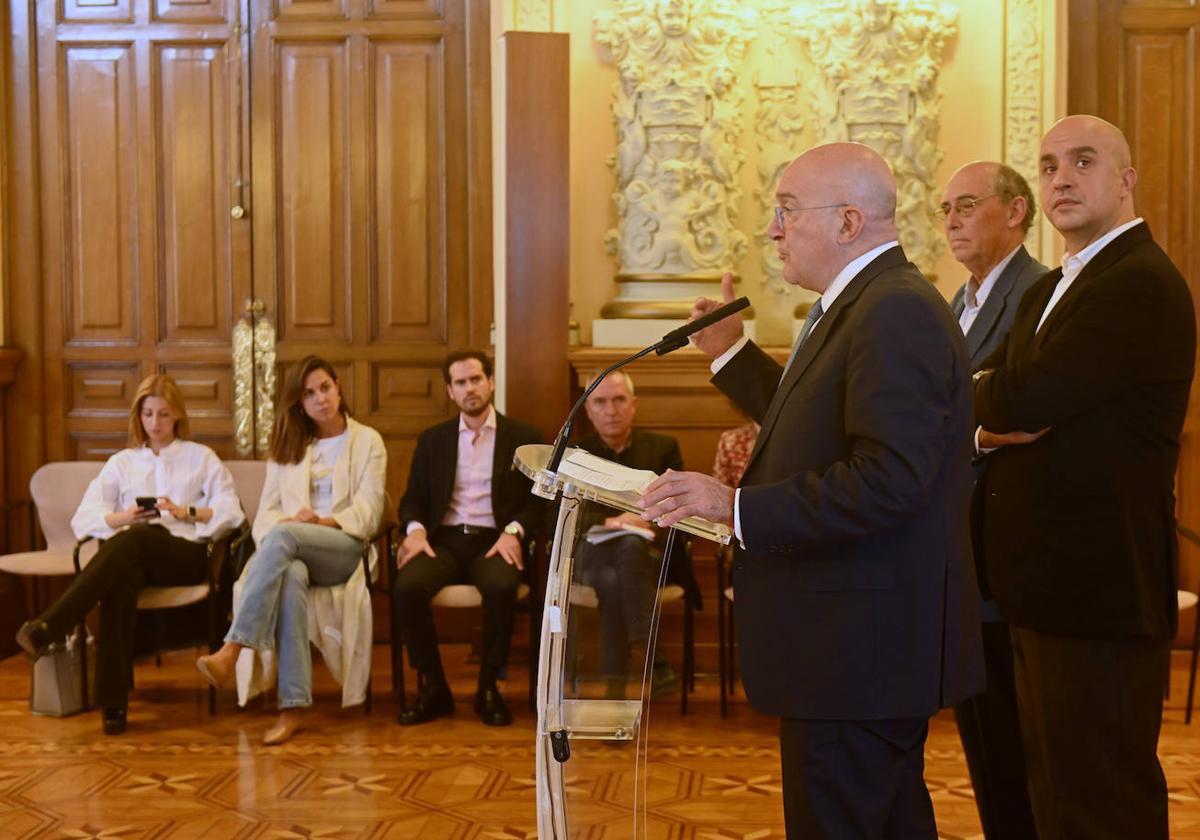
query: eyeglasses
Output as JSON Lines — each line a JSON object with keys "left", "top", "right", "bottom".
{"left": 935, "top": 193, "right": 999, "bottom": 220}
{"left": 774, "top": 204, "right": 849, "bottom": 228}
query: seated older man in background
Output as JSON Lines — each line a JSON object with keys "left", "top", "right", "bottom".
{"left": 574, "top": 370, "right": 694, "bottom": 699}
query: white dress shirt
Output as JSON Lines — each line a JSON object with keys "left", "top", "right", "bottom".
{"left": 71, "top": 438, "right": 244, "bottom": 542}
{"left": 712, "top": 241, "right": 902, "bottom": 546}
{"left": 1036, "top": 218, "right": 1144, "bottom": 333}
{"left": 959, "top": 245, "right": 1022, "bottom": 336}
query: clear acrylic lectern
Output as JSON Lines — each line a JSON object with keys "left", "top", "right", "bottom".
{"left": 514, "top": 443, "right": 731, "bottom": 839}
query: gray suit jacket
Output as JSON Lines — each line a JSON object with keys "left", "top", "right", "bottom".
{"left": 950, "top": 245, "right": 1048, "bottom": 371}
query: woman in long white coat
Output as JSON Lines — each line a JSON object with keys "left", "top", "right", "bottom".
{"left": 197, "top": 356, "right": 386, "bottom": 744}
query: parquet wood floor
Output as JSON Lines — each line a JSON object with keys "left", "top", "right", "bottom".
{"left": 2, "top": 645, "right": 1200, "bottom": 839}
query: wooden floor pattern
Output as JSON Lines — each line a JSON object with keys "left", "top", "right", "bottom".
{"left": 2, "top": 645, "right": 1200, "bottom": 839}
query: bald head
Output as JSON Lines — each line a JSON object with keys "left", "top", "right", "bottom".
{"left": 770, "top": 143, "right": 900, "bottom": 293}
{"left": 1047, "top": 115, "right": 1132, "bottom": 168}
{"left": 1039, "top": 114, "right": 1137, "bottom": 252}
{"left": 792, "top": 142, "right": 898, "bottom": 227}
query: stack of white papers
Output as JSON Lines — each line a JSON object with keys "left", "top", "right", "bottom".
{"left": 557, "top": 450, "right": 658, "bottom": 493}
{"left": 585, "top": 522, "right": 655, "bottom": 544}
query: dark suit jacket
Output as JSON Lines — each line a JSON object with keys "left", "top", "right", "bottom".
{"left": 951, "top": 245, "right": 1048, "bottom": 370}
{"left": 714, "top": 245, "right": 983, "bottom": 720}
{"left": 976, "top": 223, "right": 1195, "bottom": 639}
{"left": 578, "top": 428, "right": 700, "bottom": 607}
{"left": 953, "top": 245, "right": 1047, "bottom": 602}
{"left": 399, "top": 410, "right": 545, "bottom": 540}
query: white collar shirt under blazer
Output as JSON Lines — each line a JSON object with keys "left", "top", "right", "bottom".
{"left": 71, "top": 439, "right": 244, "bottom": 542}
{"left": 252, "top": 417, "right": 387, "bottom": 546}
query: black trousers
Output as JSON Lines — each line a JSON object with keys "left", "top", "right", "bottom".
{"left": 392, "top": 526, "right": 522, "bottom": 683}
{"left": 953, "top": 620, "right": 1038, "bottom": 840}
{"left": 779, "top": 716, "right": 936, "bottom": 840}
{"left": 1010, "top": 626, "right": 1168, "bottom": 840}
{"left": 39, "top": 526, "right": 208, "bottom": 710}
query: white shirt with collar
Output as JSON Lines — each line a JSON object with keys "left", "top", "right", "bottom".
{"left": 959, "top": 244, "right": 1022, "bottom": 336}
{"left": 709, "top": 240, "right": 901, "bottom": 546}
{"left": 1036, "top": 217, "right": 1143, "bottom": 333}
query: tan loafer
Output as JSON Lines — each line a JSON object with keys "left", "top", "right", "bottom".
{"left": 262, "top": 712, "right": 304, "bottom": 746}
{"left": 195, "top": 653, "right": 232, "bottom": 689}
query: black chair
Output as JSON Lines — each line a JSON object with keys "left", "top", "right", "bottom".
{"left": 716, "top": 544, "right": 737, "bottom": 718}
{"left": 1176, "top": 524, "right": 1200, "bottom": 724}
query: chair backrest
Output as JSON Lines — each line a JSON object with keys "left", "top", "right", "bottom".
{"left": 29, "top": 461, "right": 104, "bottom": 551}
{"left": 224, "top": 460, "right": 267, "bottom": 526}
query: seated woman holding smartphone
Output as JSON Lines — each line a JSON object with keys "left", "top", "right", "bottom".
{"left": 14, "top": 374, "right": 244, "bottom": 735}
{"left": 196, "top": 355, "right": 386, "bottom": 745}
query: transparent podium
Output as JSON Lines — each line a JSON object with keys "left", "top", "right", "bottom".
{"left": 515, "top": 443, "right": 731, "bottom": 838}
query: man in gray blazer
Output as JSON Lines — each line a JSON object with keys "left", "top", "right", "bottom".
{"left": 941, "top": 160, "right": 1046, "bottom": 840}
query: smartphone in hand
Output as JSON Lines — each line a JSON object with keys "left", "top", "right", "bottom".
{"left": 134, "top": 496, "right": 161, "bottom": 517}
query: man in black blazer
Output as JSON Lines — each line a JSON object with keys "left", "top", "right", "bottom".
{"left": 942, "top": 160, "right": 1045, "bottom": 840}
{"left": 395, "top": 349, "right": 543, "bottom": 727}
{"left": 641, "top": 142, "right": 983, "bottom": 838}
{"left": 975, "top": 115, "right": 1195, "bottom": 839}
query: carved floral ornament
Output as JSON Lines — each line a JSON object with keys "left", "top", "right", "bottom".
{"left": 592, "top": 0, "right": 960, "bottom": 316}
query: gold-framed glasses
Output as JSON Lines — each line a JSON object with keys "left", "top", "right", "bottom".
{"left": 936, "top": 193, "right": 999, "bottom": 220}
{"left": 774, "top": 204, "right": 849, "bottom": 228}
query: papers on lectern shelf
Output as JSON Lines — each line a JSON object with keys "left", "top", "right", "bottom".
{"left": 557, "top": 450, "right": 658, "bottom": 494}
{"left": 585, "top": 522, "right": 656, "bottom": 545}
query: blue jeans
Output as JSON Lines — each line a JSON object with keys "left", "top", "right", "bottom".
{"left": 226, "top": 522, "right": 363, "bottom": 708}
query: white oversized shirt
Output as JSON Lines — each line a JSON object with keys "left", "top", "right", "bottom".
{"left": 70, "top": 439, "right": 244, "bottom": 542}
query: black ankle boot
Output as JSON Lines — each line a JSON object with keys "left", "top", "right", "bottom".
{"left": 397, "top": 678, "right": 454, "bottom": 726}
{"left": 102, "top": 707, "right": 127, "bottom": 735}
{"left": 15, "top": 620, "right": 52, "bottom": 660}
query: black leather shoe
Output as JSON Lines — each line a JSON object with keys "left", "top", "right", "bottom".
{"left": 474, "top": 686, "right": 512, "bottom": 727}
{"left": 15, "top": 620, "right": 52, "bottom": 660}
{"left": 102, "top": 707, "right": 127, "bottom": 736}
{"left": 397, "top": 680, "right": 454, "bottom": 726}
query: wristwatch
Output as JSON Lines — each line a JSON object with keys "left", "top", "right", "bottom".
{"left": 187, "top": 505, "right": 197, "bottom": 521}
{"left": 504, "top": 522, "right": 521, "bottom": 537}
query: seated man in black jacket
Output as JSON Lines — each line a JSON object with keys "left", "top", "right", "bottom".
{"left": 576, "top": 370, "right": 693, "bottom": 698}
{"left": 394, "top": 349, "right": 543, "bottom": 726}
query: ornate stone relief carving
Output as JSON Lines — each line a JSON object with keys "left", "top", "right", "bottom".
{"left": 1004, "top": 0, "right": 1044, "bottom": 259}
{"left": 752, "top": 1, "right": 809, "bottom": 299}
{"left": 595, "top": 0, "right": 753, "bottom": 317}
{"left": 797, "top": 0, "right": 958, "bottom": 277}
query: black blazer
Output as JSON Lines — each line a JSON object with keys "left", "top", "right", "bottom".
{"left": 578, "top": 428, "right": 701, "bottom": 607}
{"left": 951, "top": 245, "right": 1048, "bottom": 370}
{"left": 976, "top": 223, "right": 1195, "bottom": 639}
{"left": 714, "top": 245, "right": 983, "bottom": 720}
{"left": 399, "top": 411, "right": 545, "bottom": 540}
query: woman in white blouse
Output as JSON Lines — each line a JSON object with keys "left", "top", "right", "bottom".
{"left": 14, "top": 375, "right": 244, "bottom": 735}
{"left": 197, "top": 355, "right": 386, "bottom": 745}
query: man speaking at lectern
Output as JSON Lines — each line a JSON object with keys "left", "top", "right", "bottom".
{"left": 639, "top": 142, "right": 983, "bottom": 839}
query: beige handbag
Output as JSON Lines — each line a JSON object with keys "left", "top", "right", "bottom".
{"left": 29, "top": 630, "right": 94, "bottom": 717}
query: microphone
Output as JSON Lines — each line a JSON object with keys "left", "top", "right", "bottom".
{"left": 654, "top": 296, "right": 750, "bottom": 355}
{"left": 541, "top": 295, "right": 751, "bottom": 479}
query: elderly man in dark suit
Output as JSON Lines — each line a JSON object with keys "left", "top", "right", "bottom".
{"left": 975, "top": 116, "right": 1195, "bottom": 840}
{"left": 941, "top": 160, "right": 1046, "bottom": 840}
{"left": 640, "top": 142, "right": 983, "bottom": 839}
{"left": 394, "top": 349, "right": 543, "bottom": 727}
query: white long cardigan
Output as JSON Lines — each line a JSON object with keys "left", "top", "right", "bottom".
{"left": 234, "top": 417, "right": 387, "bottom": 708}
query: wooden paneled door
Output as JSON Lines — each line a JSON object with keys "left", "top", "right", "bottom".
{"left": 32, "top": 0, "right": 492, "bottom": 499}
{"left": 37, "top": 0, "right": 252, "bottom": 460}
{"left": 1067, "top": 0, "right": 1200, "bottom": 614}
{"left": 247, "top": 0, "right": 492, "bottom": 496}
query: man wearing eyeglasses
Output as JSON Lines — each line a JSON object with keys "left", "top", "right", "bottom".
{"left": 638, "top": 142, "right": 983, "bottom": 839}
{"left": 940, "top": 161, "right": 1045, "bottom": 840}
